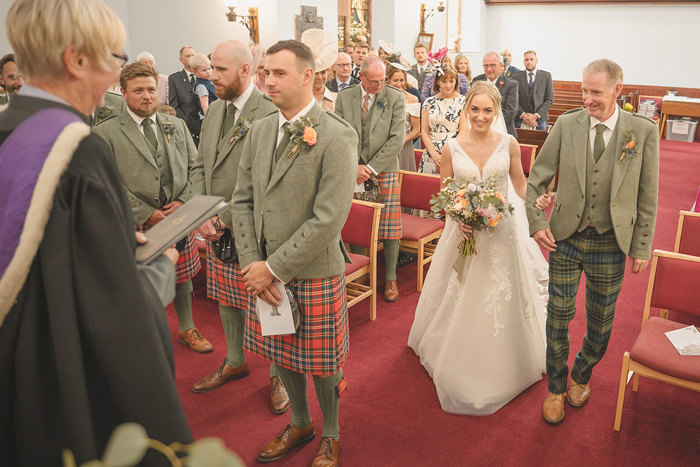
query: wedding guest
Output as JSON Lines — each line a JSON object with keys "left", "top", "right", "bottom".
{"left": 136, "top": 50, "right": 169, "bottom": 106}
{"left": 419, "top": 65, "right": 467, "bottom": 175}
{"left": 454, "top": 54, "right": 472, "bottom": 84}
{"left": 472, "top": 52, "right": 518, "bottom": 137}
{"left": 502, "top": 48, "right": 521, "bottom": 78}
{"left": 168, "top": 46, "right": 196, "bottom": 121}
{"left": 408, "top": 42, "right": 432, "bottom": 92}
{"left": 513, "top": 50, "right": 553, "bottom": 131}
{"left": 255, "top": 51, "right": 267, "bottom": 92}
{"left": 345, "top": 43, "right": 355, "bottom": 56}
{"left": 326, "top": 52, "right": 359, "bottom": 92}
{"left": 387, "top": 65, "right": 420, "bottom": 172}
{"left": 190, "top": 53, "right": 217, "bottom": 117}
{"left": 351, "top": 42, "right": 369, "bottom": 79}
{"left": 0, "top": 54, "right": 23, "bottom": 98}
{"left": 303, "top": 29, "right": 338, "bottom": 112}
{"left": 421, "top": 55, "right": 469, "bottom": 100}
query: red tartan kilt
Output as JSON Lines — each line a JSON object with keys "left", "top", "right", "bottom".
{"left": 367, "top": 172, "right": 402, "bottom": 240}
{"left": 244, "top": 275, "right": 348, "bottom": 375}
{"left": 135, "top": 224, "right": 200, "bottom": 284}
{"left": 205, "top": 242, "right": 250, "bottom": 309}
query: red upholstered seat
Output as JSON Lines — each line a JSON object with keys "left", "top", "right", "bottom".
{"left": 675, "top": 211, "right": 700, "bottom": 257}
{"left": 629, "top": 317, "right": 700, "bottom": 383}
{"left": 344, "top": 253, "right": 370, "bottom": 276}
{"left": 519, "top": 144, "right": 536, "bottom": 175}
{"left": 401, "top": 214, "right": 445, "bottom": 241}
{"left": 414, "top": 149, "right": 423, "bottom": 170}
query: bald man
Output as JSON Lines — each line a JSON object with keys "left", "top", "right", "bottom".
{"left": 326, "top": 52, "right": 359, "bottom": 93}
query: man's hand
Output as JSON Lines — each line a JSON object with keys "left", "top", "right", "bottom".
{"left": 136, "top": 230, "right": 178, "bottom": 265}
{"left": 258, "top": 283, "right": 282, "bottom": 307}
{"left": 146, "top": 209, "right": 166, "bottom": 226}
{"left": 629, "top": 257, "right": 649, "bottom": 274}
{"left": 523, "top": 113, "right": 538, "bottom": 127}
{"left": 357, "top": 165, "right": 372, "bottom": 184}
{"left": 242, "top": 261, "right": 275, "bottom": 297}
{"left": 535, "top": 193, "right": 553, "bottom": 211}
{"left": 533, "top": 228, "right": 557, "bottom": 252}
{"left": 198, "top": 217, "right": 224, "bottom": 241}
{"left": 162, "top": 200, "right": 184, "bottom": 216}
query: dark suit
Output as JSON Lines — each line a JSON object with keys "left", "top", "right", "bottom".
{"left": 472, "top": 74, "right": 519, "bottom": 137}
{"left": 505, "top": 65, "right": 521, "bottom": 78}
{"left": 408, "top": 64, "right": 432, "bottom": 93}
{"left": 168, "top": 69, "right": 202, "bottom": 143}
{"left": 513, "top": 69, "right": 554, "bottom": 131}
{"left": 326, "top": 77, "right": 360, "bottom": 93}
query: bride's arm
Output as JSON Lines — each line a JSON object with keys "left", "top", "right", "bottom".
{"left": 440, "top": 142, "right": 454, "bottom": 188}
{"left": 508, "top": 136, "right": 527, "bottom": 201}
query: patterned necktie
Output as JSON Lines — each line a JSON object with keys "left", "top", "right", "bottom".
{"left": 528, "top": 72, "right": 534, "bottom": 88}
{"left": 221, "top": 102, "right": 236, "bottom": 138}
{"left": 190, "top": 73, "right": 196, "bottom": 89}
{"left": 274, "top": 122, "right": 291, "bottom": 163}
{"left": 593, "top": 123, "right": 606, "bottom": 162}
{"left": 361, "top": 93, "right": 371, "bottom": 117}
{"left": 142, "top": 118, "right": 158, "bottom": 155}
{"left": 339, "top": 82, "right": 347, "bottom": 91}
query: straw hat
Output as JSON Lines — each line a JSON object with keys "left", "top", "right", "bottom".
{"left": 301, "top": 28, "right": 338, "bottom": 72}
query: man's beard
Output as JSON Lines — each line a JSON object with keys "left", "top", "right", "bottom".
{"left": 216, "top": 75, "right": 243, "bottom": 101}
{"left": 129, "top": 101, "right": 158, "bottom": 118}
{"left": 6, "top": 83, "right": 21, "bottom": 94}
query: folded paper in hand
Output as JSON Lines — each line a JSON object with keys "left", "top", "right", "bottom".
{"left": 257, "top": 282, "right": 296, "bottom": 336}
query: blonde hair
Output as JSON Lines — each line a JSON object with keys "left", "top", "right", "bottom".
{"left": 583, "top": 58, "right": 623, "bottom": 88}
{"left": 188, "top": 53, "right": 210, "bottom": 72}
{"left": 6, "top": 0, "right": 125, "bottom": 81}
{"left": 465, "top": 80, "right": 502, "bottom": 110}
{"left": 454, "top": 54, "right": 472, "bottom": 82}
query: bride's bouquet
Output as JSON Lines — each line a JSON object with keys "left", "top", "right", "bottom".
{"left": 430, "top": 176, "right": 514, "bottom": 258}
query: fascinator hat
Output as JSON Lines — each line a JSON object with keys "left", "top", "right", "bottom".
{"left": 301, "top": 28, "right": 338, "bottom": 72}
{"left": 386, "top": 54, "right": 407, "bottom": 72}
{"left": 378, "top": 40, "right": 397, "bottom": 55}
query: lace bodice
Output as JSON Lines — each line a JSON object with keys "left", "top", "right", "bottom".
{"left": 449, "top": 134, "right": 511, "bottom": 199}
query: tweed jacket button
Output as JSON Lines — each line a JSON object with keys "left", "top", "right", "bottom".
{"left": 244, "top": 243, "right": 248, "bottom": 248}
{"left": 241, "top": 233, "right": 246, "bottom": 237}
{"left": 293, "top": 242, "right": 298, "bottom": 248}
{"left": 577, "top": 214, "right": 581, "bottom": 218}
{"left": 283, "top": 251, "right": 287, "bottom": 256}
{"left": 155, "top": 175, "right": 159, "bottom": 180}
{"left": 301, "top": 232, "right": 306, "bottom": 237}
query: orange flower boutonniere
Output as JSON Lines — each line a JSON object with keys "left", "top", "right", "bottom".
{"left": 618, "top": 130, "right": 637, "bottom": 164}
{"left": 286, "top": 116, "right": 318, "bottom": 158}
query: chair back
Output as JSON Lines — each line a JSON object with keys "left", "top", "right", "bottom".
{"left": 342, "top": 200, "right": 383, "bottom": 249}
{"left": 519, "top": 143, "right": 537, "bottom": 175}
{"left": 398, "top": 170, "right": 441, "bottom": 211}
{"left": 644, "top": 250, "right": 700, "bottom": 324}
{"left": 693, "top": 186, "right": 700, "bottom": 213}
{"left": 414, "top": 149, "right": 423, "bottom": 170}
{"left": 674, "top": 211, "right": 700, "bottom": 257}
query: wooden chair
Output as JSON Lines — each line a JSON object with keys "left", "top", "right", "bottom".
{"left": 341, "top": 199, "right": 383, "bottom": 320}
{"left": 397, "top": 170, "right": 445, "bottom": 291}
{"left": 414, "top": 149, "right": 423, "bottom": 171}
{"left": 519, "top": 143, "right": 538, "bottom": 176}
{"left": 613, "top": 250, "right": 700, "bottom": 431}
{"left": 674, "top": 210, "right": 700, "bottom": 257}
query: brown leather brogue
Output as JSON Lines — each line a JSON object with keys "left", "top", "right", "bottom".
{"left": 542, "top": 392, "right": 566, "bottom": 424}
{"left": 383, "top": 280, "right": 399, "bottom": 302}
{"left": 256, "top": 423, "right": 315, "bottom": 464}
{"left": 192, "top": 361, "right": 249, "bottom": 393}
{"left": 311, "top": 437, "right": 342, "bottom": 467}
{"left": 567, "top": 381, "right": 591, "bottom": 407}
{"left": 178, "top": 328, "right": 213, "bottom": 353}
{"left": 269, "top": 376, "right": 290, "bottom": 414}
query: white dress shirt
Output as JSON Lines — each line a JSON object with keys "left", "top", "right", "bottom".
{"left": 230, "top": 82, "right": 255, "bottom": 122}
{"left": 589, "top": 104, "right": 619, "bottom": 153}
{"left": 126, "top": 107, "right": 158, "bottom": 143}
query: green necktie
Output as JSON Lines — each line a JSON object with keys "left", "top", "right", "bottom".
{"left": 221, "top": 102, "right": 236, "bottom": 139}
{"left": 274, "top": 122, "right": 291, "bottom": 163}
{"left": 142, "top": 118, "right": 158, "bottom": 155}
{"left": 593, "top": 123, "right": 606, "bottom": 162}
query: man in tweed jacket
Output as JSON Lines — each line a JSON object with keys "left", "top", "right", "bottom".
{"left": 232, "top": 40, "right": 357, "bottom": 467}
{"left": 526, "top": 59, "right": 659, "bottom": 425}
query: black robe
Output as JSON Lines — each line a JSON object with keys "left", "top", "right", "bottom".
{"left": 0, "top": 96, "right": 192, "bottom": 466}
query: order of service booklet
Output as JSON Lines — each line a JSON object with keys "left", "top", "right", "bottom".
{"left": 664, "top": 325, "right": 700, "bottom": 356}
{"left": 135, "top": 195, "right": 227, "bottom": 265}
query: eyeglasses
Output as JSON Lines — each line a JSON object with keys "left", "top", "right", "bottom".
{"left": 336, "top": 63, "right": 352, "bottom": 68}
{"left": 111, "top": 52, "right": 128, "bottom": 68}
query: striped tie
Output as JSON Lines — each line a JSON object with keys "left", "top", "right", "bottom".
{"left": 361, "top": 94, "right": 370, "bottom": 117}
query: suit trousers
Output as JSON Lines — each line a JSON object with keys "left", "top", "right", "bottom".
{"left": 546, "top": 227, "right": 626, "bottom": 393}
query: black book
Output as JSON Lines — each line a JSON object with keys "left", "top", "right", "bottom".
{"left": 135, "top": 195, "right": 227, "bottom": 264}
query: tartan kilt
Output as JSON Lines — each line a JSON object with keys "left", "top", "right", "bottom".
{"left": 244, "top": 275, "right": 349, "bottom": 375}
{"left": 135, "top": 224, "right": 200, "bottom": 284}
{"left": 205, "top": 242, "right": 250, "bottom": 309}
{"left": 375, "top": 172, "right": 402, "bottom": 240}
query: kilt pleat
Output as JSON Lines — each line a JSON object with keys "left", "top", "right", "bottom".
{"left": 135, "top": 224, "right": 200, "bottom": 284}
{"left": 375, "top": 172, "right": 402, "bottom": 240}
{"left": 244, "top": 274, "right": 348, "bottom": 375}
{"left": 205, "top": 241, "right": 250, "bottom": 309}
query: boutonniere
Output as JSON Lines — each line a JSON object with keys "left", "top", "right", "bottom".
{"left": 229, "top": 118, "right": 252, "bottom": 144}
{"left": 287, "top": 116, "right": 317, "bottom": 158}
{"left": 94, "top": 104, "right": 114, "bottom": 124}
{"left": 377, "top": 97, "right": 388, "bottom": 109}
{"left": 498, "top": 80, "right": 504, "bottom": 87}
{"left": 618, "top": 130, "right": 636, "bottom": 164}
{"left": 162, "top": 121, "right": 176, "bottom": 142}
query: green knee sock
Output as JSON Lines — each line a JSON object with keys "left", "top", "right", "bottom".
{"left": 269, "top": 364, "right": 278, "bottom": 378}
{"left": 219, "top": 304, "right": 246, "bottom": 367}
{"left": 174, "top": 279, "right": 194, "bottom": 332}
{"left": 383, "top": 240, "right": 399, "bottom": 281}
{"left": 313, "top": 369, "right": 343, "bottom": 439}
{"left": 274, "top": 364, "right": 312, "bottom": 428}
{"left": 349, "top": 243, "right": 365, "bottom": 255}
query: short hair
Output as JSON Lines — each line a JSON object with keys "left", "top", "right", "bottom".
{"left": 354, "top": 42, "right": 370, "bottom": 52}
{"left": 267, "top": 40, "right": 315, "bottom": 73}
{"left": 119, "top": 61, "right": 158, "bottom": 90}
{"left": 360, "top": 55, "right": 384, "bottom": 74}
{"left": 179, "top": 46, "right": 193, "bottom": 57}
{"left": 583, "top": 58, "right": 624, "bottom": 87}
{"left": 158, "top": 104, "right": 177, "bottom": 117}
{"left": 0, "top": 54, "right": 16, "bottom": 76}
{"left": 433, "top": 66, "right": 459, "bottom": 93}
{"left": 414, "top": 42, "right": 428, "bottom": 52}
{"left": 483, "top": 51, "right": 502, "bottom": 63}
{"left": 6, "top": 0, "right": 126, "bottom": 81}
{"left": 386, "top": 66, "right": 408, "bottom": 90}
{"left": 465, "top": 80, "right": 502, "bottom": 112}
{"left": 136, "top": 51, "right": 155, "bottom": 64}
{"left": 188, "top": 53, "right": 210, "bottom": 72}
{"left": 524, "top": 50, "right": 537, "bottom": 57}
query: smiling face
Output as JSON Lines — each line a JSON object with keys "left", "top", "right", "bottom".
{"left": 582, "top": 71, "right": 622, "bottom": 121}
{"left": 438, "top": 75, "right": 456, "bottom": 94}
{"left": 0, "top": 60, "right": 24, "bottom": 93}
{"left": 467, "top": 93, "right": 498, "bottom": 132}
{"left": 122, "top": 75, "right": 158, "bottom": 117}
{"left": 482, "top": 53, "right": 500, "bottom": 81}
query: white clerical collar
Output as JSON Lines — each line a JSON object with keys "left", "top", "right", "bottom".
{"left": 231, "top": 82, "right": 255, "bottom": 112}
{"left": 590, "top": 103, "right": 619, "bottom": 131}
{"left": 278, "top": 97, "right": 316, "bottom": 131}
{"left": 127, "top": 106, "right": 157, "bottom": 128}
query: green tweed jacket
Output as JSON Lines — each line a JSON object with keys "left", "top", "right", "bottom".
{"left": 231, "top": 102, "right": 358, "bottom": 282}
{"left": 91, "top": 91, "right": 126, "bottom": 126}
{"left": 334, "top": 84, "right": 405, "bottom": 174}
{"left": 94, "top": 111, "right": 201, "bottom": 225}
{"left": 191, "top": 86, "right": 277, "bottom": 228}
{"left": 526, "top": 108, "right": 659, "bottom": 260}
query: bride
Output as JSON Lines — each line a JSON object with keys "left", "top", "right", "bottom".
{"left": 408, "top": 81, "right": 549, "bottom": 415}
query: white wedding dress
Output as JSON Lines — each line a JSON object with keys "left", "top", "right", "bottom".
{"left": 407, "top": 134, "right": 548, "bottom": 415}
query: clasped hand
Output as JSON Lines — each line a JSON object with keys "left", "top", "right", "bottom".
{"left": 242, "top": 261, "right": 282, "bottom": 306}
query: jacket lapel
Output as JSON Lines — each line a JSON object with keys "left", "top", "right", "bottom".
{"left": 610, "top": 111, "right": 632, "bottom": 201}
{"left": 370, "top": 86, "right": 386, "bottom": 133}
{"left": 119, "top": 112, "right": 158, "bottom": 169}
{"left": 258, "top": 116, "right": 278, "bottom": 193}
{"left": 350, "top": 85, "right": 363, "bottom": 137}
{"left": 573, "top": 111, "right": 589, "bottom": 195}
{"left": 156, "top": 113, "right": 177, "bottom": 168}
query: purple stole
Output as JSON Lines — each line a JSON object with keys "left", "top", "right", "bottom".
{"left": 0, "top": 108, "right": 84, "bottom": 279}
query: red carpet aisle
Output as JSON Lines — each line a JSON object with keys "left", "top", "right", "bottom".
{"left": 166, "top": 141, "right": 700, "bottom": 466}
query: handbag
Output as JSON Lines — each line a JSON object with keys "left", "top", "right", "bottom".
{"left": 283, "top": 284, "right": 301, "bottom": 332}
{"left": 212, "top": 229, "right": 238, "bottom": 263}
{"left": 355, "top": 173, "right": 381, "bottom": 203}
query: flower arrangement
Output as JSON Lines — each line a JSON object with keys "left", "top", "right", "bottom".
{"left": 162, "top": 121, "right": 176, "bottom": 142}
{"left": 229, "top": 118, "right": 252, "bottom": 145}
{"left": 350, "top": 21, "right": 369, "bottom": 44}
{"left": 286, "top": 117, "right": 317, "bottom": 158}
{"left": 618, "top": 130, "right": 636, "bottom": 164}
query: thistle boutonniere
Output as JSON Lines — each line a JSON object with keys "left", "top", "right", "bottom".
{"left": 229, "top": 118, "right": 252, "bottom": 145}
{"left": 377, "top": 96, "right": 388, "bottom": 109}
{"left": 162, "top": 121, "right": 176, "bottom": 142}
{"left": 286, "top": 116, "right": 318, "bottom": 158}
{"left": 94, "top": 104, "right": 114, "bottom": 124}
{"left": 618, "top": 130, "right": 636, "bottom": 164}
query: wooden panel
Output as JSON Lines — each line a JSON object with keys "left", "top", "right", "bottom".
{"left": 486, "top": 0, "right": 699, "bottom": 4}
